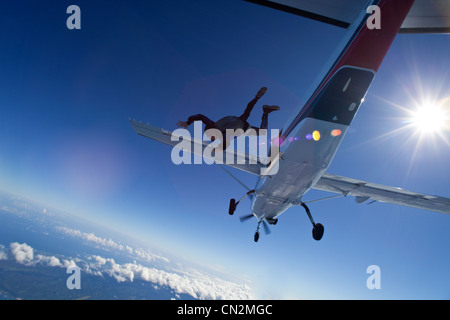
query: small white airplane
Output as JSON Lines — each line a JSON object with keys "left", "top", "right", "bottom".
{"left": 130, "top": 0, "right": 450, "bottom": 242}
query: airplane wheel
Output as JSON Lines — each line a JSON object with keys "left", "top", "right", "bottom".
{"left": 312, "top": 223, "right": 324, "bottom": 241}
{"left": 254, "top": 232, "right": 260, "bottom": 243}
{"left": 229, "top": 199, "right": 236, "bottom": 215}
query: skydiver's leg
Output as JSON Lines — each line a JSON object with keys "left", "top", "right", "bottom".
{"left": 248, "top": 114, "right": 267, "bottom": 133}
{"left": 249, "top": 105, "right": 280, "bottom": 132}
{"left": 254, "top": 106, "right": 281, "bottom": 160}
{"left": 239, "top": 87, "right": 267, "bottom": 122}
{"left": 219, "top": 133, "right": 231, "bottom": 151}
{"left": 239, "top": 97, "right": 258, "bottom": 123}
{"left": 261, "top": 112, "right": 269, "bottom": 130}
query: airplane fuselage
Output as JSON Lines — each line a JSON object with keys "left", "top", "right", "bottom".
{"left": 252, "top": 118, "right": 348, "bottom": 220}
{"left": 249, "top": 0, "right": 415, "bottom": 221}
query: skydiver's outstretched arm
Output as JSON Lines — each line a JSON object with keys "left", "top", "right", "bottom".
{"left": 177, "top": 114, "right": 215, "bottom": 129}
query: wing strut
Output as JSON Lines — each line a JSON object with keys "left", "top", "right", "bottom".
{"left": 218, "top": 165, "right": 252, "bottom": 192}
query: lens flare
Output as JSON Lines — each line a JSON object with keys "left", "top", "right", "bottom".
{"left": 273, "top": 137, "right": 283, "bottom": 146}
{"left": 331, "top": 129, "right": 342, "bottom": 137}
{"left": 312, "top": 130, "right": 321, "bottom": 141}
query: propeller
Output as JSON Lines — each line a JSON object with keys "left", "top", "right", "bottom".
{"left": 239, "top": 214, "right": 271, "bottom": 235}
{"left": 239, "top": 214, "right": 254, "bottom": 223}
{"left": 262, "top": 220, "right": 271, "bottom": 235}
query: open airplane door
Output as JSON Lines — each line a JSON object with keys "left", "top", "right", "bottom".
{"left": 245, "top": 0, "right": 450, "bottom": 33}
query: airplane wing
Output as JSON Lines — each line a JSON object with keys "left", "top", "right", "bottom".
{"left": 245, "top": 0, "right": 450, "bottom": 33}
{"left": 313, "top": 172, "right": 450, "bottom": 214}
{"left": 129, "top": 120, "right": 265, "bottom": 175}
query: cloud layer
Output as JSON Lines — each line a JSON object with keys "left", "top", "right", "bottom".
{"left": 57, "top": 226, "right": 170, "bottom": 264}
{"left": 1, "top": 237, "right": 252, "bottom": 300}
{"left": 84, "top": 255, "right": 251, "bottom": 300}
{"left": 7, "top": 242, "right": 76, "bottom": 269}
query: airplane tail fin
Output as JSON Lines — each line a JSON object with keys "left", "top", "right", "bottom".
{"left": 282, "top": 0, "right": 415, "bottom": 138}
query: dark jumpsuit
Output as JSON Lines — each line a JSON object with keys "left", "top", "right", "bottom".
{"left": 185, "top": 96, "right": 270, "bottom": 137}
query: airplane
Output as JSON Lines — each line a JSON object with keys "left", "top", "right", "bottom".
{"left": 130, "top": 0, "right": 450, "bottom": 242}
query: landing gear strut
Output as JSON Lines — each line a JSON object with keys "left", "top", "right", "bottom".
{"left": 229, "top": 190, "right": 255, "bottom": 215}
{"left": 238, "top": 211, "right": 272, "bottom": 243}
{"left": 301, "top": 203, "right": 324, "bottom": 241}
{"left": 252, "top": 217, "right": 271, "bottom": 243}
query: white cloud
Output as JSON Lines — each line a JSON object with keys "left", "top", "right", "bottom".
{"left": 2, "top": 239, "right": 252, "bottom": 300}
{"left": 57, "top": 227, "right": 124, "bottom": 252}
{"left": 36, "top": 254, "right": 62, "bottom": 267}
{"left": 62, "top": 259, "right": 78, "bottom": 269}
{"left": 7, "top": 242, "right": 64, "bottom": 268}
{"left": 0, "top": 244, "right": 7, "bottom": 260}
{"left": 57, "top": 226, "right": 169, "bottom": 264}
{"left": 134, "top": 247, "right": 169, "bottom": 264}
{"left": 83, "top": 255, "right": 252, "bottom": 300}
{"left": 91, "top": 255, "right": 107, "bottom": 266}
{"left": 10, "top": 242, "right": 34, "bottom": 265}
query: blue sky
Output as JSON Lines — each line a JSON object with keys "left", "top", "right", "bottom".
{"left": 0, "top": 0, "right": 449, "bottom": 299}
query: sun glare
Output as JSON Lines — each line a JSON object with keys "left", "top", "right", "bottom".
{"left": 357, "top": 56, "right": 450, "bottom": 178}
{"left": 410, "top": 102, "right": 447, "bottom": 134}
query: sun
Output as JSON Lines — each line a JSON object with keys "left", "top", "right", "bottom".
{"left": 410, "top": 102, "right": 447, "bottom": 134}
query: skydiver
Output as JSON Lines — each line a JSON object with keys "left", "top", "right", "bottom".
{"left": 176, "top": 87, "right": 280, "bottom": 149}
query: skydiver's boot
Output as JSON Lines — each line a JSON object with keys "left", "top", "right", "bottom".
{"left": 263, "top": 105, "right": 280, "bottom": 114}
{"left": 260, "top": 105, "right": 280, "bottom": 130}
